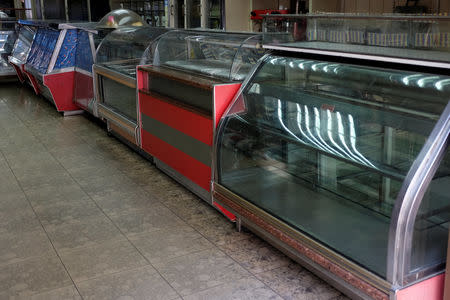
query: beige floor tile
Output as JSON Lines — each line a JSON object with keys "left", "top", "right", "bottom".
{"left": 109, "top": 203, "right": 186, "bottom": 236}
{"left": 29, "top": 285, "right": 81, "bottom": 300}
{"left": 183, "top": 276, "right": 283, "bottom": 300}
{"left": 219, "top": 235, "right": 291, "bottom": 274}
{"left": 44, "top": 214, "right": 126, "bottom": 251}
{"left": 255, "top": 263, "right": 348, "bottom": 300}
{"left": 153, "top": 248, "right": 250, "bottom": 296}
{"left": 59, "top": 239, "right": 148, "bottom": 282}
{"left": 77, "top": 265, "right": 179, "bottom": 300}
{"left": 129, "top": 225, "right": 215, "bottom": 263}
{"left": 0, "top": 228, "right": 54, "bottom": 266}
{"left": 0, "top": 254, "right": 72, "bottom": 299}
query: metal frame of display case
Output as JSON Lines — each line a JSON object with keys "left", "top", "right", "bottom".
{"left": 22, "top": 21, "right": 97, "bottom": 115}
{"left": 93, "top": 26, "right": 171, "bottom": 149}
{"left": 211, "top": 44, "right": 450, "bottom": 300}
{"left": 8, "top": 23, "right": 36, "bottom": 83}
{"left": 0, "top": 18, "right": 18, "bottom": 81}
{"left": 136, "top": 29, "right": 266, "bottom": 218}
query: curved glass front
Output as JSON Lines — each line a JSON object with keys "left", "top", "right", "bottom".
{"left": 263, "top": 15, "right": 450, "bottom": 63}
{"left": 97, "top": 9, "right": 145, "bottom": 29}
{"left": 96, "top": 26, "right": 170, "bottom": 78}
{"left": 216, "top": 54, "right": 450, "bottom": 279}
{"left": 10, "top": 26, "right": 35, "bottom": 64}
{"left": 0, "top": 19, "right": 17, "bottom": 75}
{"left": 146, "top": 30, "right": 265, "bottom": 81}
{"left": 410, "top": 148, "right": 449, "bottom": 275}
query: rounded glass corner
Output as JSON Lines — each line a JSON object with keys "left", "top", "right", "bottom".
{"left": 215, "top": 53, "right": 450, "bottom": 281}
{"left": 95, "top": 26, "right": 170, "bottom": 77}
{"left": 150, "top": 30, "right": 265, "bottom": 81}
{"left": 97, "top": 9, "right": 147, "bottom": 29}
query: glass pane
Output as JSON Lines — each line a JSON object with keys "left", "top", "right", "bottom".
{"left": 147, "top": 30, "right": 264, "bottom": 81}
{"left": 262, "top": 15, "right": 450, "bottom": 63}
{"left": 101, "top": 76, "right": 137, "bottom": 121}
{"left": 217, "top": 55, "right": 450, "bottom": 278}
{"left": 96, "top": 26, "right": 170, "bottom": 78}
{"left": 410, "top": 147, "right": 450, "bottom": 274}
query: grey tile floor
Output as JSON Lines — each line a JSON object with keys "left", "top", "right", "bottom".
{"left": 0, "top": 82, "right": 348, "bottom": 300}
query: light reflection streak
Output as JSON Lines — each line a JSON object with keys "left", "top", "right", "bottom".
{"left": 274, "top": 100, "right": 377, "bottom": 169}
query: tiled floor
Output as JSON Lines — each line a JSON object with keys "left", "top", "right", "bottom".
{"left": 0, "top": 82, "right": 348, "bottom": 299}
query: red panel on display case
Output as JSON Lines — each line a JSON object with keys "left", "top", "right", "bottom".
{"left": 23, "top": 69, "right": 40, "bottom": 94}
{"left": 43, "top": 71, "right": 79, "bottom": 112}
{"left": 141, "top": 129, "right": 211, "bottom": 191}
{"left": 74, "top": 72, "right": 93, "bottom": 101}
{"left": 10, "top": 63, "right": 25, "bottom": 83}
{"left": 214, "top": 83, "right": 241, "bottom": 128}
{"left": 140, "top": 93, "right": 213, "bottom": 146}
{"left": 396, "top": 274, "right": 444, "bottom": 300}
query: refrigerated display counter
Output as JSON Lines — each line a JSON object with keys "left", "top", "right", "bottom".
{"left": 8, "top": 21, "right": 36, "bottom": 83}
{"left": 0, "top": 17, "right": 17, "bottom": 81}
{"left": 213, "top": 15, "right": 450, "bottom": 300}
{"left": 137, "top": 30, "right": 265, "bottom": 208}
{"left": 22, "top": 21, "right": 96, "bottom": 114}
{"left": 21, "top": 9, "right": 147, "bottom": 115}
{"left": 93, "top": 26, "right": 170, "bottom": 144}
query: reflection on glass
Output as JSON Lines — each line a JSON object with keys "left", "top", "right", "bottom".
{"left": 217, "top": 55, "right": 450, "bottom": 279}
{"left": 147, "top": 30, "right": 265, "bottom": 81}
{"left": 410, "top": 148, "right": 449, "bottom": 274}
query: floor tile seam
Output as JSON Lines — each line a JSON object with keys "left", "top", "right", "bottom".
{"left": 1, "top": 106, "right": 86, "bottom": 300}
{"left": 49, "top": 235, "right": 129, "bottom": 254}
{"left": 48, "top": 153, "right": 184, "bottom": 300}
{"left": 1, "top": 152, "right": 86, "bottom": 300}
{"left": 178, "top": 274, "right": 280, "bottom": 299}
{"left": 165, "top": 205, "right": 287, "bottom": 300}
{"left": 5, "top": 93, "right": 284, "bottom": 299}
{"left": 73, "top": 263, "right": 164, "bottom": 286}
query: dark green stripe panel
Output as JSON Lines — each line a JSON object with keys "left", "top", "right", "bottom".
{"left": 142, "top": 114, "right": 211, "bottom": 166}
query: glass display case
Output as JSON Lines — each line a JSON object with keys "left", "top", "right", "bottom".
{"left": 262, "top": 14, "right": 450, "bottom": 63}
{"left": 214, "top": 15, "right": 450, "bottom": 300}
{"left": 93, "top": 26, "right": 171, "bottom": 146}
{"left": 97, "top": 9, "right": 145, "bottom": 29}
{"left": 8, "top": 24, "right": 36, "bottom": 83}
{"left": 0, "top": 17, "right": 17, "bottom": 80}
{"left": 137, "top": 30, "right": 265, "bottom": 203}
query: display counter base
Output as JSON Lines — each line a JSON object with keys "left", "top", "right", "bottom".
{"left": 154, "top": 157, "right": 211, "bottom": 203}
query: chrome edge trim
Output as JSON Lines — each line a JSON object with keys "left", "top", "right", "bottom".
{"left": 387, "top": 101, "right": 450, "bottom": 287}
{"left": 214, "top": 182, "right": 391, "bottom": 294}
{"left": 263, "top": 45, "right": 450, "bottom": 70}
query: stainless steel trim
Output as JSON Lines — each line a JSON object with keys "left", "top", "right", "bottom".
{"left": 154, "top": 158, "right": 211, "bottom": 203}
{"left": 47, "top": 29, "right": 66, "bottom": 74}
{"left": 93, "top": 64, "right": 136, "bottom": 89}
{"left": 89, "top": 32, "right": 96, "bottom": 59}
{"left": 212, "top": 53, "right": 269, "bottom": 183}
{"left": 214, "top": 183, "right": 392, "bottom": 293}
{"left": 387, "top": 101, "right": 450, "bottom": 287}
{"left": 97, "top": 103, "right": 137, "bottom": 137}
{"left": 241, "top": 216, "right": 375, "bottom": 300}
{"left": 263, "top": 45, "right": 450, "bottom": 70}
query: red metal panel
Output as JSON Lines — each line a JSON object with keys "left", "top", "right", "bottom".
{"left": 396, "top": 274, "right": 444, "bottom": 300}
{"left": 10, "top": 63, "right": 25, "bottom": 83}
{"left": 140, "top": 93, "right": 213, "bottom": 146}
{"left": 213, "top": 83, "right": 241, "bottom": 128}
{"left": 23, "top": 69, "right": 40, "bottom": 95}
{"left": 43, "top": 71, "right": 79, "bottom": 112}
{"left": 212, "top": 201, "right": 236, "bottom": 222}
{"left": 74, "top": 71, "right": 93, "bottom": 101}
{"left": 141, "top": 129, "right": 211, "bottom": 191}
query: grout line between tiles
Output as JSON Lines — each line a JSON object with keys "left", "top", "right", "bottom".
{"left": 2, "top": 88, "right": 289, "bottom": 300}
{"left": 0, "top": 143, "right": 85, "bottom": 300}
